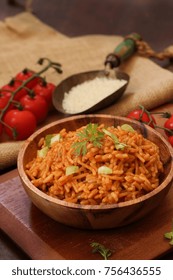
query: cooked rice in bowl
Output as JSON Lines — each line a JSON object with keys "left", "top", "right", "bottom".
{"left": 25, "top": 123, "right": 164, "bottom": 205}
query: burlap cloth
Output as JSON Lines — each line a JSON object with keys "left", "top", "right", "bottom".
{"left": 0, "top": 12, "right": 173, "bottom": 170}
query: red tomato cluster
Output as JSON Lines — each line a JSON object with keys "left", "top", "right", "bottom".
{"left": 0, "top": 69, "right": 56, "bottom": 140}
{"left": 127, "top": 108, "right": 173, "bottom": 147}
{"left": 127, "top": 109, "right": 156, "bottom": 128}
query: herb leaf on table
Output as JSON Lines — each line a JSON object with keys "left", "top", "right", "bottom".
{"left": 164, "top": 220, "right": 173, "bottom": 245}
{"left": 90, "top": 242, "right": 112, "bottom": 260}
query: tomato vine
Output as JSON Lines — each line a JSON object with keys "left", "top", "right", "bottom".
{"left": 127, "top": 105, "right": 173, "bottom": 146}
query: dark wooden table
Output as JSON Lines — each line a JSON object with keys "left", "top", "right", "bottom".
{"left": 0, "top": 0, "right": 173, "bottom": 260}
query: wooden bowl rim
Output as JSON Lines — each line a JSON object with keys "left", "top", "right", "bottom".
{"left": 17, "top": 114, "right": 173, "bottom": 210}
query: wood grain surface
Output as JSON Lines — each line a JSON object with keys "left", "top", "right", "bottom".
{"left": 0, "top": 170, "right": 173, "bottom": 260}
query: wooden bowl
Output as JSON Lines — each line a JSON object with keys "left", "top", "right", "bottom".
{"left": 17, "top": 114, "right": 173, "bottom": 229}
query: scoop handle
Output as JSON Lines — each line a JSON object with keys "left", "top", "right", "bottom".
{"left": 105, "top": 33, "right": 142, "bottom": 69}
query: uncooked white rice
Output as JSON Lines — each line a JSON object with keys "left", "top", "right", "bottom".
{"left": 62, "top": 77, "right": 127, "bottom": 114}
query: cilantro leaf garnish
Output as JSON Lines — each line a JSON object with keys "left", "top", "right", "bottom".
{"left": 72, "top": 123, "right": 104, "bottom": 156}
{"left": 72, "top": 140, "right": 88, "bottom": 156}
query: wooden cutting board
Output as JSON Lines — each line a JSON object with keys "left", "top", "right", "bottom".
{"left": 1, "top": 167, "right": 173, "bottom": 260}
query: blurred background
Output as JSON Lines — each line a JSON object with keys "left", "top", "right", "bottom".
{"left": 0, "top": 0, "right": 173, "bottom": 51}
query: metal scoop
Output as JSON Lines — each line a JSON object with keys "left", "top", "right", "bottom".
{"left": 52, "top": 33, "right": 141, "bottom": 115}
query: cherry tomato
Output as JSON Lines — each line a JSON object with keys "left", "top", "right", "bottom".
{"left": 15, "top": 69, "right": 41, "bottom": 89}
{"left": 33, "top": 81, "right": 56, "bottom": 109}
{"left": 3, "top": 109, "right": 37, "bottom": 140}
{"left": 164, "top": 115, "right": 173, "bottom": 136}
{"left": 0, "top": 94, "right": 10, "bottom": 110}
{"left": 1, "top": 80, "right": 27, "bottom": 101}
{"left": 127, "top": 109, "right": 156, "bottom": 128}
{"left": 19, "top": 94, "right": 48, "bottom": 123}
{"left": 0, "top": 122, "right": 3, "bottom": 136}
{"left": 168, "top": 135, "right": 173, "bottom": 147}
{"left": 0, "top": 94, "right": 14, "bottom": 111}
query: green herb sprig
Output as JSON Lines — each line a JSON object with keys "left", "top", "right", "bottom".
{"left": 72, "top": 123, "right": 104, "bottom": 156}
{"left": 72, "top": 123, "right": 129, "bottom": 156}
{"left": 90, "top": 242, "right": 112, "bottom": 260}
{"left": 164, "top": 220, "right": 173, "bottom": 245}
